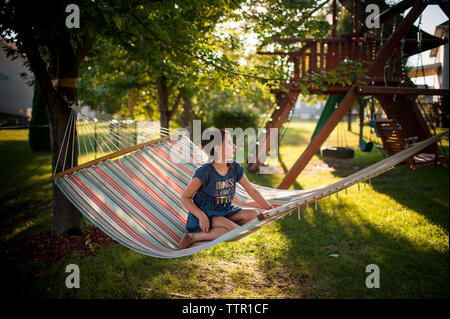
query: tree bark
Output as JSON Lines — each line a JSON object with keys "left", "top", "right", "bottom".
{"left": 156, "top": 75, "right": 181, "bottom": 135}
{"left": 156, "top": 75, "right": 169, "bottom": 133}
{"left": 181, "top": 93, "right": 193, "bottom": 137}
{"left": 21, "top": 33, "right": 92, "bottom": 236}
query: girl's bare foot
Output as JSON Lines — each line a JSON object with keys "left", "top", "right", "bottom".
{"left": 178, "top": 232, "right": 193, "bottom": 249}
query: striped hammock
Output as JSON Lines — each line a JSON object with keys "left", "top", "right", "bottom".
{"left": 54, "top": 129, "right": 448, "bottom": 258}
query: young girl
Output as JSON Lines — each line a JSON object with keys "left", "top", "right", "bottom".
{"left": 178, "top": 129, "right": 273, "bottom": 249}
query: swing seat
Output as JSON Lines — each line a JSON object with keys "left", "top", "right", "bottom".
{"left": 322, "top": 147, "right": 355, "bottom": 159}
{"left": 359, "top": 139, "right": 374, "bottom": 152}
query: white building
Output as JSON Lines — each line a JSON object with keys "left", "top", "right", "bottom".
{"left": 291, "top": 99, "right": 324, "bottom": 119}
{"left": 429, "top": 21, "right": 449, "bottom": 91}
{"left": 408, "top": 20, "right": 449, "bottom": 100}
{"left": 0, "top": 39, "right": 34, "bottom": 119}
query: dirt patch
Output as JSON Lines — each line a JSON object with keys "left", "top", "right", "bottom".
{"left": 322, "top": 158, "right": 365, "bottom": 171}
{"left": 302, "top": 161, "right": 335, "bottom": 175}
{"left": 301, "top": 157, "right": 366, "bottom": 175}
{"left": 1, "top": 226, "right": 116, "bottom": 269}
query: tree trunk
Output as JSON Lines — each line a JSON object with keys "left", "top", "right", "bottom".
{"left": 49, "top": 45, "right": 82, "bottom": 236}
{"left": 156, "top": 75, "right": 181, "bottom": 136}
{"left": 156, "top": 75, "right": 170, "bottom": 134}
{"left": 50, "top": 104, "right": 81, "bottom": 237}
{"left": 181, "top": 93, "right": 193, "bottom": 138}
{"left": 21, "top": 33, "right": 92, "bottom": 236}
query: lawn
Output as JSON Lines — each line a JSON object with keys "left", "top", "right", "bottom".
{"left": 1, "top": 119, "right": 448, "bottom": 299}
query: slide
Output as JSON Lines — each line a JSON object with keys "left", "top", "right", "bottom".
{"left": 310, "top": 95, "right": 344, "bottom": 155}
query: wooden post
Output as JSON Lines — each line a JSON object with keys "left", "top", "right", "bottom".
{"left": 320, "top": 41, "right": 325, "bottom": 70}
{"left": 310, "top": 43, "right": 317, "bottom": 72}
{"left": 301, "top": 50, "right": 306, "bottom": 77}
{"left": 249, "top": 90, "right": 299, "bottom": 172}
{"left": 332, "top": 0, "right": 337, "bottom": 38}
{"left": 293, "top": 57, "right": 300, "bottom": 80}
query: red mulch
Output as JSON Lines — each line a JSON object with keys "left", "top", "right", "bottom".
{"left": 2, "top": 226, "right": 116, "bottom": 268}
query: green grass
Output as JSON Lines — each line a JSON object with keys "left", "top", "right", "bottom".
{"left": 1, "top": 120, "right": 448, "bottom": 298}
{"left": 0, "top": 129, "right": 53, "bottom": 243}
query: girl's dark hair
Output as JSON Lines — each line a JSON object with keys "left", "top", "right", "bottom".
{"left": 201, "top": 128, "right": 234, "bottom": 170}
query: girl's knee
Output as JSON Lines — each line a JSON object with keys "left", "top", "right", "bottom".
{"left": 212, "top": 216, "right": 239, "bottom": 230}
{"left": 245, "top": 209, "right": 259, "bottom": 220}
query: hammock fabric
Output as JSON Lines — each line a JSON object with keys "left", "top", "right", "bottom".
{"left": 54, "top": 130, "right": 448, "bottom": 258}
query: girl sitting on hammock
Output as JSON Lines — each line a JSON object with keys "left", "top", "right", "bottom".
{"left": 179, "top": 129, "right": 273, "bottom": 249}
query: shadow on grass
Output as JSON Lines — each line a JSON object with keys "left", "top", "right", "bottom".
{"left": 323, "top": 136, "right": 449, "bottom": 232}
{"left": 369, "top": 165, "right": 449, "bottom": 232}
{"left": 272, "top": 194, "right": 449, "bottom": 298}
{"left": 0, "top": 140, "right": 53, "bottom": 242}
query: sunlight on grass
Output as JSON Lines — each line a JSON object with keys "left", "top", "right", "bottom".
{"left": 321, "top": 185, "right": 448, "bottom": 253}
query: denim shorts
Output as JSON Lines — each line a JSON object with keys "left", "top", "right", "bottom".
{"left": 186, "top": 205, "right": 242, "bottom": 233}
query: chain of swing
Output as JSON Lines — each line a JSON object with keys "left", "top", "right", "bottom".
{"left": 414, "top": 15, "right": 447, "bottom": 158}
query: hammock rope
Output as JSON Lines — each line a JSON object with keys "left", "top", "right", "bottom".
{"left": 52, "top": 106, "right": 449, "bottom": 258}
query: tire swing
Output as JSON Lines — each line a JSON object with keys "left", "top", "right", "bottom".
{"left": 322, "top": 119, "right": 355, "bottom": 160}
{"left": 322, "top": 146, "right": 355, "bottom": 159}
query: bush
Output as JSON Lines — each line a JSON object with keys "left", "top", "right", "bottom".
{"left": 29, "top": 85, "right": 50, "bottom": 152}
{"left": 210, "top": 107, "right": 259, "bottom": 131}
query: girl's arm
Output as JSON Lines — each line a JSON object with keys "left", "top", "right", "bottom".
{"left": 180, "top": 177, "right": 210, "bottom": 232}
{"left": 237, "top": 174, "right": 273, "bottom": 210}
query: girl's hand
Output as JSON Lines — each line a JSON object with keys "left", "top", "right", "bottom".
{"left": 237, "top": 201, "right": 272, "bottom": 210}
{"left": 198, "top": 213, "right": 210, "bottom": 233}
{"left": 237, "top": 200, "right": 261, "bottom": 209}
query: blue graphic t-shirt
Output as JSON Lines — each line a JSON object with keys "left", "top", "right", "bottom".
{"left": 192, "top": 161, "right": 245, "bottom": 212}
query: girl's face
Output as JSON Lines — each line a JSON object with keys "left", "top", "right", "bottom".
{"left": 214, "top": 133, "right": 235, "bottom": 162}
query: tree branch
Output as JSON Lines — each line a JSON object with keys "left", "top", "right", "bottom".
{"left": 144, "top": 31, "right": 284, "bottom": 83}
{"left": 74, "top": 36, "right": 94, "bottom": 71}
{"left": 20, "top": 31, "right": 60, "bottom": 108}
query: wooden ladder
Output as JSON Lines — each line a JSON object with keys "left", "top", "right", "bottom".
{"left": 374, "top": 119, "right": 445, "bottom": 170}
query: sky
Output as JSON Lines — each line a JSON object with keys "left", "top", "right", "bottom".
{"left": 403, "top": 5, "right": 448, "bottom": 86}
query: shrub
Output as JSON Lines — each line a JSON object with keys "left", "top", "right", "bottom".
{"left": 211, "top": 107, "right": 259, "bottom": 131}
{"left": 29, "top": 85, "right": 50, "bottom": 152}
